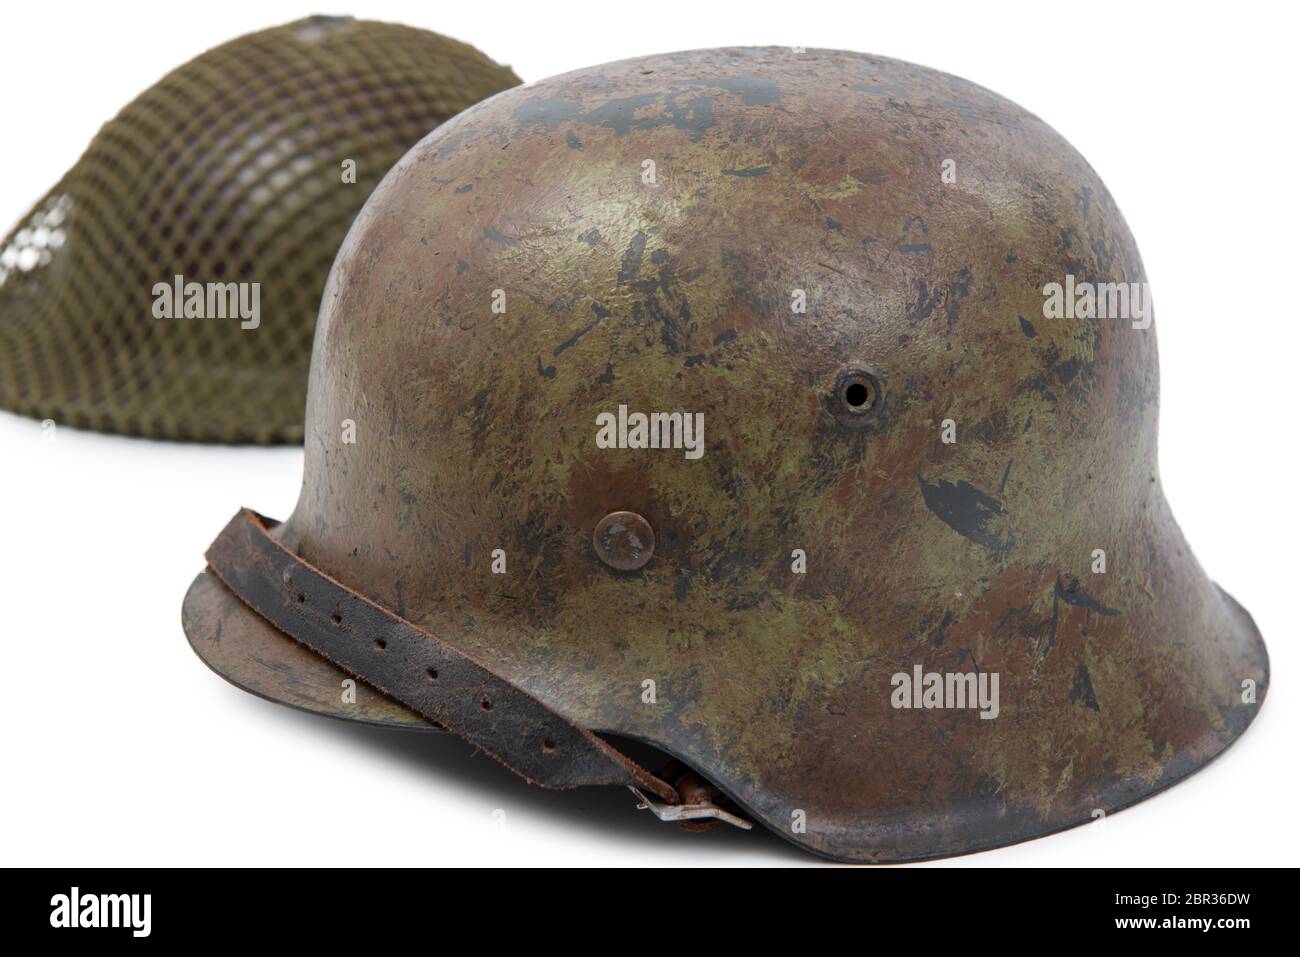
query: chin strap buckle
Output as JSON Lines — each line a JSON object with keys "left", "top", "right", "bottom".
{"left": 629, "top": 763, "right": 753, "bottom": 831}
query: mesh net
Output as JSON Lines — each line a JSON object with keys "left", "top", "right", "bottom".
{"left": 0, "top": 16, "right": 518, "bottom": 442}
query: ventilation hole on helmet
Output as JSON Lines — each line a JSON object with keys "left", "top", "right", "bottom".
{"left": 480, "top": 697, "right": 493, "bottom": 711}
{"left": 295, "top": 593, "right": 306, "bottom": 604}
{"left": 330, "top": 613, "right": 342, "bottom": 625}
{"left": 426, "top": 668, "right": 439, "bottom": 681}
{"left": 542, "top": 738, "right": 556, "bottom": 752}
{"left": 833, "top": 369, "right": 882, "bottom": 422}
{"left": 374, "top": 639, "right": 386, "bottom": 651}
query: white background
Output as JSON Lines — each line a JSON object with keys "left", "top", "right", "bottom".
{"left": 1, "top": 0, "right": 1295, "bottom": 867}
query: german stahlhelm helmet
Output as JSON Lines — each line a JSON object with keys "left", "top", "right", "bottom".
{"left": 0, "top": 16, "right": 518, "bottom": 442}
{"left": 182, "top": 47, "right": 1269, "bottom": 862}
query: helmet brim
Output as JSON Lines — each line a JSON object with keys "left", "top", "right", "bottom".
{"left": 182, "top": 569, "right": 437, "bottom": 732}
{"left": 183, "top": 560, "right": 1269, "bottom": 863}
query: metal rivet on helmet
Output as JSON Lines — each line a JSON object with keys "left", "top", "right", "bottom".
{"left": 592, "top": 511, "right": 657, "bottom": 571}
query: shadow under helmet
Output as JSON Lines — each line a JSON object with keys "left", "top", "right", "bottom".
{"left": 182, "top": 47, "right": 1268, "bottom": 862}
{"left": 0, "top": 16, "right": 518, "bottom": 442}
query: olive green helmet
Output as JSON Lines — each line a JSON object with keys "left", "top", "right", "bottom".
{"left": 182, "top": 47, "right": 1268, "bottom": 862}
{"left": 0, "top": 16, "right": 518, "bottom": 442}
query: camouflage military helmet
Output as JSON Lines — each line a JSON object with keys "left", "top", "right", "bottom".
{"left": 0, "top": 16, "right": 518, "bottom": 442}
{"left": 182, "top": 47, "right": 1269, "bottom": 862}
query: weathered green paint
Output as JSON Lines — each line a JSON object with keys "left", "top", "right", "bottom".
{"left": 184, "top": 47, "right": 1269, "bottom": 862}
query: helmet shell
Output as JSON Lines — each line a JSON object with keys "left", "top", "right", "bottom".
{"left": 185, "top": 47, "right": 1267, "bottom": 861}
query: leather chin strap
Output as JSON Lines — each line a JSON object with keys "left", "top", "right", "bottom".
{"left": 205, "top": 509, "right": 678, "bottom": 805}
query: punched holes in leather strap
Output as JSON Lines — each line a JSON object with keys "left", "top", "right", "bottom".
{"left": 204, "top": 509, "right": 677, "bottom": 803}
{"left": 279, "top": 558, "right": 571, "bottom": 766}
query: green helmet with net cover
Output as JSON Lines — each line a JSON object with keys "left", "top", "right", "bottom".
{"left": 0, "top": 16, "right": 519, "bottom": 442}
